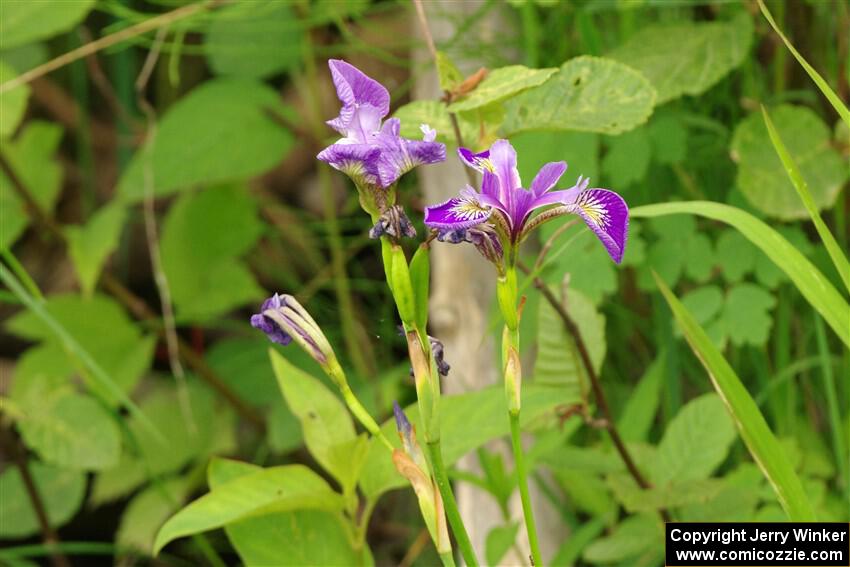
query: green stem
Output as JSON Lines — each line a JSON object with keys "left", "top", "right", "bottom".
{"left": 510, "top": 412, "right": 543, "bottom": 567}
{"left": 813, "top": 313, "right": 848, "bottom": 502}
{"left": 439, "top": 551, "right": 458, "bottom": 567}
{"left": 338, "top": 382, "right": 394, "bottom": 451}
{"left": 426, "top": 441, "right": 479, "bottom": 567}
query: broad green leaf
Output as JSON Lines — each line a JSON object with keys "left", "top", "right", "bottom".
{"left": 502, "top": 56, "right": 656, "bottom": 136}
{"left": 731, "top": 105, "right": 847, "bottom": 220}
{"left": 716, "top": 229, "right": 756, "bottom": 283}
{"left": 722, "top": 283, "right": 776, "bottom": 347}
{"left": 358, "top": 384, "right": 570, "bottom": 500}
{"left": 227, "top": 510, "right": 367, "bottom": 567}
{"left": 269, "top": 350, "right": 366, "bottom": 494}
{"left": 541, "top": 228, "right": 618, "bottom": 303}
{"left": 6, "top": 293, "right": 156, "bottom": 405}
{"left": 647, "top": 111, "right": 688, "bottom": 164}
{"left": 609, "top": 13, "right": 753, "bottom": 104}
{"left": 551, "top": 517, "right": 607, "bottom": 567}
{"left": 485, "top": 522, "right": 520, "bottom": 566}
{"left": 393, "top": 100, "right": 482, "bottom": 148}
{"left": 91, "top": 381, "right": 234, "bottom": 504}
{"left": 204, "top": 1, "right": 302, "bottom": 79}
{"left": 556, "top": 469, "right": 616, "bottom": 518}
{"left": 757, "top": 0, "right": 850, "bottom": 127}
{"left": 66, "top": 203, "right": 127, "bottom": 297}
{"left": 0, "top": 0, "right": 95, "bottom": 49}
{"left": 618, "top": 355, "right": 664, "bottom": 443}
{"left": 537, "top": 445, "right": 624, "bottom": 475}
{"left": 117, "top": 477, "right": 189, "bottom": 552}
{"left": 680, "top": 286, "right": 724, "bottom": 328}
{"left": 583, "top": 514, "right": 662, "bottom": 564}
{"left": 761, "top": 107, "right": 850, "bottom": 293}
{"left": 0, "top": 60, "right": 29, "bottom": 137}
{"left": 18, "top": 393, "right": 120, "bottom": 471}
{"left": 535, "top": 286, "right": 604, "bottom": 398}
{"left": 0, "top": 462, "right": 86, "bottom": 538}
{"left": 153, "top": 465, "right": 345, "bottom": 554}
{"left": 652, "top": 394, "right": 736, "bottom": 485}
{"left": 118, "top": 80, "right": 293, "bottom": 200}
{"left": 632, "top": 202, "right": 850, "bottom": 349}
{"left": 448, "top": 65, "right": 557, "bottom": 113}
{"left": 0, "top": 121, "right": 63, "bottom": 248}
{"left": 0, "top": 270, "right": 162, "bottom": 444}
{"left": 309, "top": 0, "right": 370, "bottom": 23}
{"left": 512, "top": 130, "right": 600, "bottom": 183}
{"left": 608, "top": 474, "right": 725, "bottom": 513}
{"left": 601, "top": 126, "right": 651, "bottom": 187}
{"left": 681, "top": 464, "right": 765, "bottom": 522}
{"left": 205, "top": 338, "right": 281, "bottom": 408}
{"left": 160, "top": 185, "right": 264, "bottom": 321}
{"left": 636, "top": 215, "right": 714, "bottom": 289}
{"left": 654, "top": 274, "right": 816, "bottom": 521}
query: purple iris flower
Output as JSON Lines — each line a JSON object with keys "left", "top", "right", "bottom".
{"left": 424, "top": 139, "right": 629, "bottom": 263}
{"left": 317, "top": 59, "right": 446, "bottom": 189}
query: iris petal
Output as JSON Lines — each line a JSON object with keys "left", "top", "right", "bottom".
{"left": 530, "top": 161, "right": 567, "bottom": 197}
{"left": 424, "top": 193, "right": 492, "bottom": 231}
{"left": 568, "top": 189, "right": 629, "bottom": 264}
{"left": 317, "top": 143, "right": 381, "bottom": 186}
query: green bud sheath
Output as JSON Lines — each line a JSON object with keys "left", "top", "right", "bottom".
{"left": 390, "top": 244, "right": 417, "bottom": 326}
{"left": 496, "top": 269, "right": 519, "bottom": 331}
{"left": 409, "top": 243, "right": 431, "bottom": 331}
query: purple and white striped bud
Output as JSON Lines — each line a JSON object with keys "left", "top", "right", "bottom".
{"left": 251, "top": 293, "right": 336, "bottom": 371}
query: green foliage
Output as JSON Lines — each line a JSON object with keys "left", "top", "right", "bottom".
{"left": 502, "top": 56, "right": 657, "bottom": 136}
{"left": 118, "top": 80, "right": 293, "bottom": 201}
{"left": 602, "top": 126, "right": 651, "bottom": 187}
{"left": 6, "top": 293, "right": 156, "bottom": 404}
{"left": 609, "top": 13, "right": 753, "bottom": 104}
{"left": 204, "top": 1, "right": 303, "bottom": 79}
{"left": 655, "top": 274, "right": 816, "bottom": 521}
{"left": 637, "top": 215, "right": 715, "bottom": 290}
{"left": 66, "top": 203, "right": 126, "bottom": 297}
{"left": 358, "top": 385, "right": 569, "bottom": 500}
{"left": 154, "top": 463, "right": 345, "bottom": 554}
{"left": 448, "top": 65, "right": 557, "bottom": 112}
{"left": 0, "top": 60, "right": 29, "bottom": 138}
{"left": 0, "top": 121, "right": 63, "bottom": 248}
{"left": 731, "top": 104, "right": 847, "bottom": 220}
{"left": 652, "top": 393, "right": 736, "bottom": 485}
{"left": 617, "top": 356, "right": 664, "bottom": 443}
{"left": 632, "top": 202, "right": 850, "bottom": 349}
{"left": 270, "top": 350, "right": 368, "bottom": 495}
{"left": 583, "top": 513, "right": 662, "bottom": 565}
{"left": 0, "top": 462, "right": 86, "bottom": 538}
{"left": 0, "top": 0, "right": 95, "bottom": 48}
{"left": 535, "top": 286, "right": 604, "bottom": 399}
{"left": 160, "top": 185, "right": 264, "bottom": 321}
{"left": 17, "top": 392, "right": 120, "bottom": 471}
{"left": 116, "top": 478, "right": 190, "bottom": 553}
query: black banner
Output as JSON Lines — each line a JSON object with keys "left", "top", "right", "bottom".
{"left": 666, "top": 522, "right": 849, "bottom": 566}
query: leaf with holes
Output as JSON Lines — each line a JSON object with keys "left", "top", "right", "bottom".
{"left": 502, "top": 56, "right": 656, "bottom": 136}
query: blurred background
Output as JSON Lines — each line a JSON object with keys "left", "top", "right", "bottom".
{"left": 0, "top": 0, "right": 847, "bottom": 565}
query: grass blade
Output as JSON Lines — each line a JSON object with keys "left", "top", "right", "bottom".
{"left": 654, "top": 273, "right": 816, "bottom": 521}
{"left": 757, "top": 0, "right": 850, "bottom": 127}
{"left": 0, "top": 264, "right": 165, "bottom": 445}
{"left": 761, "top": 106, "right": 850, "bottom": 294}
{"left": 632, "top": 202, "right": 850, "bottom": 349}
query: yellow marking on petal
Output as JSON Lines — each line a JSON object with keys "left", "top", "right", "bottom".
{"left": 476, "top": 157, "right": 496, "bottom": 172}
{"left": 450, "top": 198, "right": 490, "bottom": 221}
{"left": 578, "top": 194, "right": 610, "bottom": 228}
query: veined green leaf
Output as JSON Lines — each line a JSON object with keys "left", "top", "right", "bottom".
{"left": 66, "top": 202, "right": 127, "bottom": 297}
{"left": 631, "top": 202, "right": 850, "bottom": 349}
{"left": 448, "top": 65, "right": 557, "bottom": 113}
{"left": 654, "top": 274, "right": 816, "bottom": 521}
{"left": 761, "top": 107, "right": 849, "bottom": 293}
{"left": 0, "top": 60, "right": 29, "bottom": 138}
{"left": 757, "top": 0, "right": 850, "bottom": 128}
{"left": 269, "top": 350, "right": 367, "bottom": 495}
{"left": 502, "top": 56, "right": 656, "bottom": 136}
{"left": 0, "top": 462, "right": 86, "bottom": 538}
{"left": 0, "top": 0, "right": 95, "bottom": 49}
{"left": 153, "top": 464, "right": 344, "bottom": 554}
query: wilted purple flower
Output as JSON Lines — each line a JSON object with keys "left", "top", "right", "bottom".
{"left": 251, "top": 293, "right": 333, "bottom": 367}
{"left": 317, "top": 60, "right": 446, "bottom": 190}
{"left": 425, "top": 139, "right": 628, "bottom": 264}
{"left": 369, "top": 204, "right": 417, "bottom": 240}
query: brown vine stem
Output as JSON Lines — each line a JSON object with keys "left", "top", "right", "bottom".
{"left": 0, "top": 153, "right": 265, "bottom": 433}
{"left": 0, "top": 426, "right": 71, "bottom": 567}
{"left": 0, "top": 0, "right": 227, "bottom": 94}
{"left": 517, "top": 260, "right": 671, "bottom": 524}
